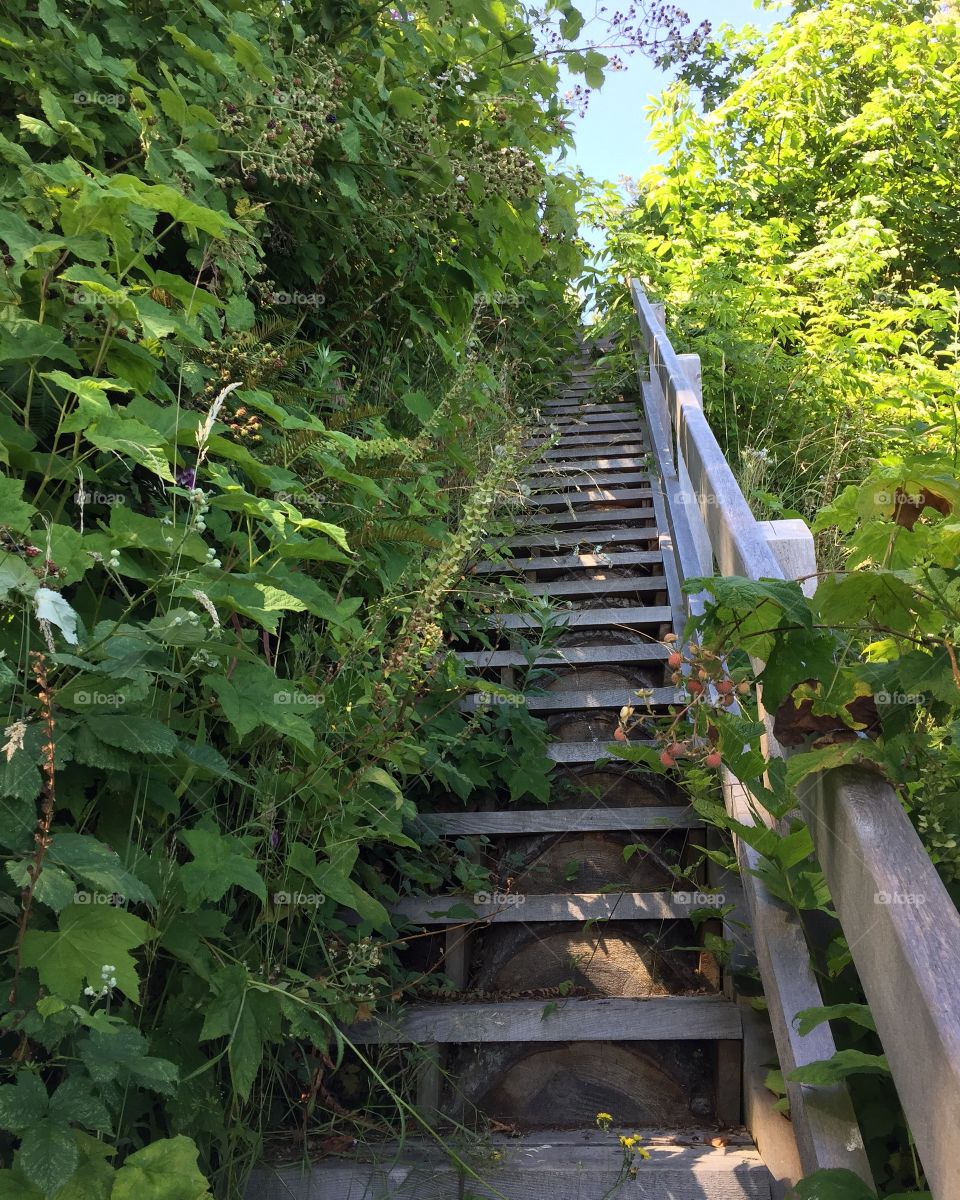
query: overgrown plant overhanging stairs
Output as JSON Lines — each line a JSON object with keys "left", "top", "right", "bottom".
{"left": 249, "top": 289, "right": 960, "bottom": 1200}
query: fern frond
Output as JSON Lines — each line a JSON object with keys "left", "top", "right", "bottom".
{"left": 353, "top": 521, "right": 443, "bottom": 549}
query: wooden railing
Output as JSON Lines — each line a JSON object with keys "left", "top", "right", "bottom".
{"left": 630, "top": 281, "right": 960, "bottom": 1200}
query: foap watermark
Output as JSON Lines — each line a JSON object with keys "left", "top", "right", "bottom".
{"left": 275, "top": 489, "right": 329, "bottom": 506}
{"left": 273, "top": 690, "right": 321, "bottom": 707}
{"left": 74, "top": 91, "right": 125, "bottom": 108}
{"left": 473, "top": 891, "right": 525, "bottom": 907}
{"left": 75, "top": 891, "right": 126, "bottom": 906}
{"left": 873, "top": 489, "right": 924, "bottom": 507}
{"left": 74, "top": 488, "right": 125, "bottom": 507}
{"left": 273, "top": 891, "right": 324, "bottom": 907}
{"left": 673, "top": 891, "right": 727, "bottom": 908}
{"left": 875, "top": 891, "right": 926, "bottom": 906}
{"left": 473, "top": 692, "right": 526, "bottom": 708}
{"left": 874, "top": 690, "right": 923, "bottom": 706}
{"left": 266, "top": 290, "right": 325, "bottom": 308}
{"left": 74, "top": 691, "right": 125, "bottom": 707}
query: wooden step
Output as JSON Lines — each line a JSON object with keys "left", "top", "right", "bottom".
{"left": 527, "top": 487, "right": 653, "bottom": 507}
{"left": 524, "top": 505, "right": 655, "bottom": 527}
{"left": 524, "top": 431, "right": 644, "bottom": 449}
{"left": 543, "top": 400, "right": 636, "bottom": 413}
{"left": 481, "top": 605, "right": 671, "bottom": 630}
{"left": 474, "top": 549, "right": 664, "bottom": 574}
{"left": 348, "top": 995, "right": 742, "bottom": 1044}
{"left": 392, "top": 890, "right": 693, "bottom": 924}
{"left": 547, "top": 738, "right": 656, "bottom": 763}
{"left": 503, "top": 527, "right": 661, "bottom": 549}
{"left": 537, "top": 414, "right": 644, "bottom": 429}
{"left": 416, "top": 805, "right": 699, "bottom": 835}
{"left": 526, "top": 471, "right": 655, "bottom": 491}
{"left": 461, "top": 685, "right": 682, "bottom": 712}
{"left": 524, "top": 456, "right": 651, "bottom": 475}
{"left": 248, "top": 1135, "right": 771, "bottom": 1200}
{"left": 453, "top": 642, "right": 670, "bottom": 668}
{"left": 538, "top": 442, "right": 646, "bottom": 461}
{"left": 522, "top": 575, "right": 666, "bottom": 599}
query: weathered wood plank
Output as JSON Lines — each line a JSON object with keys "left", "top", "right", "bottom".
{"left": 721, "top": 772, "right": 871, "bottom": 1181}
{"left": 460, "top": 685, "right": 681, "bottom": 712}
{"left": 798, "top": 766, "right": 960, "bottom": 1200}
{"left": 546, "top": 738, "right": 657, "bottom": 763}
{"left": 453, "top": 642, "right": 669, "bottom": 667}
{"left": 392, "top": 890, "right": 692, "bottom": 924}
{"left": 473, "top": 549, "right": 664, "bottom": 573}
{"left": 507, "top": 575, "right": 666, "bottom": 599}
{"left": 503, "top": 526, "right": 661, "bottom": 549}
{"left": 524, "top": 505, "right": 655, "bottom": 528}
{"left": 538, "top": 442, "right": 646, "bottom": 461}
{"left": 527, "top": 486, "right": 653, "bottom": 507}
{"left": 247, "top": 1144, "right": 771, "bottom": 1200}
{"left": 481, "top": 605, "right": 672, "bottom": 630}
{"left": 523, "top": 456, "right": 651, "bottom": 475}
{"left": 525, "top": 471, "right": 654, "bottom": 491}
{"left": 347, "top": 995, "right": 743, "bottom": 1044}
{"left": 415, "top": 805, "right": 700, "bottom": 835}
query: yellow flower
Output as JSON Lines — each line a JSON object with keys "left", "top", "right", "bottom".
{"left": 619, "top": 1135, "right": 637, "bottom": 1148}
{"left": 595, "top": 1112, "right": 613, "bottom": 1129}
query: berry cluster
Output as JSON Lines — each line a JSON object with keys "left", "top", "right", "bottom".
{"left": 617, "top": 633, "right": 753, "bottom": 770}
{"left": 453, "top": 137, "right": 541, "bottom": 208}
{"left": 217, "top": 41, "right": 344, "bottom": 189}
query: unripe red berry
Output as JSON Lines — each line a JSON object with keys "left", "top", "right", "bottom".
{"left": 705, "top": 752, "right": 722, "bottom": 768}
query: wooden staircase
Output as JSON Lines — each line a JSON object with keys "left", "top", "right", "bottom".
{"left": 250, "top": 351, "right": 776, "bottom": 1198}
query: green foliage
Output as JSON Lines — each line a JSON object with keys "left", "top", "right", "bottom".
{"left": 0, "top": 0, "right": 594, "bottom": 1193}
{"left": 591, "top": 0, "right": 960, "bottom": 520}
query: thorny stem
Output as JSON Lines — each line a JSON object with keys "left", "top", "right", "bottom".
{"left": 9, "top": 652, "right": 57, "bottom": 1006}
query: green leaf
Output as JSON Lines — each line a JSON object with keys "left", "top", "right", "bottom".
{"left": 5, "top": 860, "right": 76, "bottom": 911}
{"left": 78, "top": 1026, "right": 177, "bottom": 1096}
{"left": 48, "top": 1077, "right": 111, "bottom": 1131}
{"left": 793, "top": 1003, "right": 876, "bottom": 1036}
{"left": 109, "top": 1134, "right": 212, "bottom": 1200}
{"left": 788, "top": 1049, "right": 890, "bottom": 1086}
{"left": 788, "top": 1168, "right": 878, "bottom": 1200}
{"left": 389, "top": 86, "right": 426, "bottom": 118}
{"left": 19, "top": 1120, "right": 79, "bottom": 1197}
{"left": 20, "top": 903, "right": 154, "bottom": 1002}
{"left": 86, "top": 716, "right": 178, "bottom": 758}
{"left": 0, "top": 476, "right": 35, "bottom": 532}
{"left": 49, "top": 834, "right": 156, "bottom": 905}
{"left": 0, "top": 1073, "right": 49, "bottom": 1134}
{"left": 179, "top": 827, "right": 267, "bottom": 908}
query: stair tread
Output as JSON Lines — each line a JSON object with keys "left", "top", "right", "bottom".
{"left": 479, "top": 604, "right": 671, "bottom": 629}
{"left": 539, "top": 443, "right": 646, "bottom": 460}
{"left": 461, "top": 685, "right": 681, "bottom": 711}
{"left": 524, "top": 456, "right": 651, "bottom": 475}
{"left": 504, "top": 527, "right": 661, "bottom": 548}
{"left": 251, "top": 1137, "right": 771, "bottom": 1200}
{"left": 527, "top": 486, "right": 653, "bottom": 506}
{"left": 522, "top": 575, "right": 666, "bottom": 597}
{"left": 347, "top": 994, "right": 743, "bottom": 1044}
{"left": 474, "top": 549, "right": 664, "bottom": 573}
{"left": 416, "top": 805, "right": 699, "bottom": 834}
{"left": 524, "top": 505, "right": 655, "bottom": 526}
{"left": 525, "top": 471, "right": 655, "bottom": 490}
{"left": 547, "top": 738, "right": 656, "bottom": 762}
{"left": 453, "top": 642, "right": 670, "bottom": 667}
{"left": 392, "top": 890, "right": 697, "bottom": 923}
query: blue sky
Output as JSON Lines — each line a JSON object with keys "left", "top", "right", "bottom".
{"left": 556, "top": 1, "right": 785, "bottom": 187}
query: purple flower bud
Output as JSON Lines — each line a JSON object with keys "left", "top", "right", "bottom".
{"left": 177, "top": 467, "right": 196, "bottom": 488}
{"left": 269, "top": 828, "right": 280, "bottom": 848}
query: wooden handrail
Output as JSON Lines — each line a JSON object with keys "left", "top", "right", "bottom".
{"left": 629, "top": 281, "right": 960, "bottom": 1200}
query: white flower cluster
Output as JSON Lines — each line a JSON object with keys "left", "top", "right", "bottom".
{"left": 83, "top": 962, "right": 118, "bottom": 1000}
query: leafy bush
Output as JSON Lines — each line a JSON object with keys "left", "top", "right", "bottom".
{"left": 0, "top": 0, "right": 591, "bottom": 1194}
